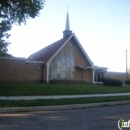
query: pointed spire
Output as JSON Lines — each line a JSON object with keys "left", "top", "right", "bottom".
{"left": 63, "top": 5, "right": 72, "bottom": 38}
{"left": 65, "top": 6, "right": 70, "bottom": 30}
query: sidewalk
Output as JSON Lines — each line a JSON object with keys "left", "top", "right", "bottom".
{"left": 1, "top": 93, "right": 130, "bottom": 100}
{"left": 1, "top": 93, "right": 130, "bottom": 113}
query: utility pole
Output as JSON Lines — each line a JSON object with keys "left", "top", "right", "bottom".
{"left": 126, "top": 49, "right": 128, "bottom": 80}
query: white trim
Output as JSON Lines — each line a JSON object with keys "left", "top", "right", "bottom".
{"left": 25, "top": 60, "right": 44, "bottom": 64}
{"left": 92, "top": 70, "right": 95, "bottom": 83}
{"left": 0, "top": 57, "right": 45, "bottom": 64}
{"left": 46, "top": 63, "right": 50, "bottom": 83}
{"left": 94, "top": 68, "right": 108, "bottom": 71}
{"left": 73, "top": 33, "right": 94, "bottom": 67}
{"left": 0, "top": 57, "right": 26, "bottom": 60}
{"left": 76, "top": 66, "right": 93, "bottom": 70}
{"left": 94, "top": 66, "right": 108, "bottom": 71}
{"left": 46, "top": 34, "right": 73, "bottom": 65}
{"left": 76, "top": 65, "right": 108, "bottom": 71}
{"left": 46, "top": 33, "right": 94, "bottom": 67}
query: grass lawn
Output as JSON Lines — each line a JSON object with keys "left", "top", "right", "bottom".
{"left": 0, "top": 82, "right": 130, "bottom": 96}
{"left": 0, "top": 96, "right": 130, "bottom": 107}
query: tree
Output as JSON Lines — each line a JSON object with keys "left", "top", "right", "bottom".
{"left": 0, "top": 0, "right": 45, "bottom": 56}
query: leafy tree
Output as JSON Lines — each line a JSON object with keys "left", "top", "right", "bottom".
{"left": 0, "top": 0, "right": 45, "bottom": 56}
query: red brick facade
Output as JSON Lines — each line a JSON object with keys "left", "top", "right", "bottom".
{"left": 1, "top": 57, "right": 129, "bottom": 83}
{"left": 42, "top": 65, "right": 47, "bottom": 82}
{"left": 105, "top": 71, "right": 130, "bottom": 83}
{"left": 0, "top": 58, "right": 43, "bottom": 82}
{"left": 74, "top": 42, "right": 93, "bottom": 83}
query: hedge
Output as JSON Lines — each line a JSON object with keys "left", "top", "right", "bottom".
{"left": 49, "top": 79, "right": 85, "bottom": 84}
{"left": 100, "top": 77, "right": 123, "bottom": 86}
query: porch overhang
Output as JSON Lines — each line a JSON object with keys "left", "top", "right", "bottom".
{"left": 76, "top": 65, "right": 108, "bottom": 71}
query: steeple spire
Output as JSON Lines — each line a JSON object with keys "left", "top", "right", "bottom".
{"left": 63, "top": 6, "right": 72, "bottom": 37}
{"left": 65, "top": 6, "right": 70, "bottom": 30}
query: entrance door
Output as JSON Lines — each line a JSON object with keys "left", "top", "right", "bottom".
{"left": 94, "top": 70, "right": 104, "bottom": 83}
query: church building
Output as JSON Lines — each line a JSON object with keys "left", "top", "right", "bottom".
{"left": 27, "top": 10, "right": 108, "bottom": 83}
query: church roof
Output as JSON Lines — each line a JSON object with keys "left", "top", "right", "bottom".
{"left": 27, "top": 33, "right": 93, "bottom": 67}
{"left": 27, "top": 35, "right": 72, "bottom": 63}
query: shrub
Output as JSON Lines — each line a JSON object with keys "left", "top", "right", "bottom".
{"left": 49, "top": 79, "right": 85, "bottom": 84}
{"left": 100, "top": 77, "right": 123, "bottom": 86}
{"left": 125, "top": 79, "right": 130, "bottom": 85}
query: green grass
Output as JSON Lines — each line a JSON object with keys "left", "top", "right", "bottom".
{"left": 0, "top": 96, "right": 130, "bottom": 107}
{"left": 0, "top": 82, "right": 130, "bottom": 96}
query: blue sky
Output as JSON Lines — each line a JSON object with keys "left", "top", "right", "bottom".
{"left": 8, "top": 0, "right": 130, "bottom": 72}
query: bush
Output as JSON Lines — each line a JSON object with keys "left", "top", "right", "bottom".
{"left": 100, "top": 77, "right": 123, "bottom": 86}
{"left": 125, "top": 79, "right": 130, "bottom": 85}
{"left": 49, "top": 79, "right": 85, "bottom": 84}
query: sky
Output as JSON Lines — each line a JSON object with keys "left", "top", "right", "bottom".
{"left": 8, "top": 0, "right": 130, "bottom": 72}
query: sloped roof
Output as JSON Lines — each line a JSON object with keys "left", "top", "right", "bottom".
{"left": 27, "top": 33, "right": 94, "bottom": 67}
{"left": 27, "top": 35, "right": 71, "bottom": 63}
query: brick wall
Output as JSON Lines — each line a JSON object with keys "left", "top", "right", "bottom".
{"left": 43, "top": 65, "right": 47, "bottom": 82}
{"left": 25, "top": 62, "right": 43, "bottom": 82}
{"left": 74, "top": 43, "right": 92, "bottom": 83}
{"left": 0, "top": 57, "right": 43, "bottom": 82}
{"left": 105, "top": 71, "right": 130, "bottom": 83}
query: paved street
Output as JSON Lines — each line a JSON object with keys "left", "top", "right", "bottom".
{"left": 0, "top": 105, "right": 130, "bottom": 130}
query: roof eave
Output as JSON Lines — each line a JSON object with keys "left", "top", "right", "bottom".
{"left": 73, "top": 33, "right": 94, "bottom": 67}
{"left": 45, "top": 34, "right": 74, "bottom": 65}
{"left": 76, "top": 65, "right": 108, "bottom": 71}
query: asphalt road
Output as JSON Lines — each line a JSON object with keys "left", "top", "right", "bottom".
{"left": 0, "top": 105, "right": 130, "bottom": 130}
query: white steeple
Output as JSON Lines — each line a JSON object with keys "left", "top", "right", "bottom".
{"left": 65, "top": 9, "right": 70, "bottom": 30}
{"left": 63, "top": 6, "right": 72, "bottom": 37}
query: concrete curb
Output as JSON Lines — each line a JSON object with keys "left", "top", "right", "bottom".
{"left": 0, "top": 100, "right": 130, "bottom": 113}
